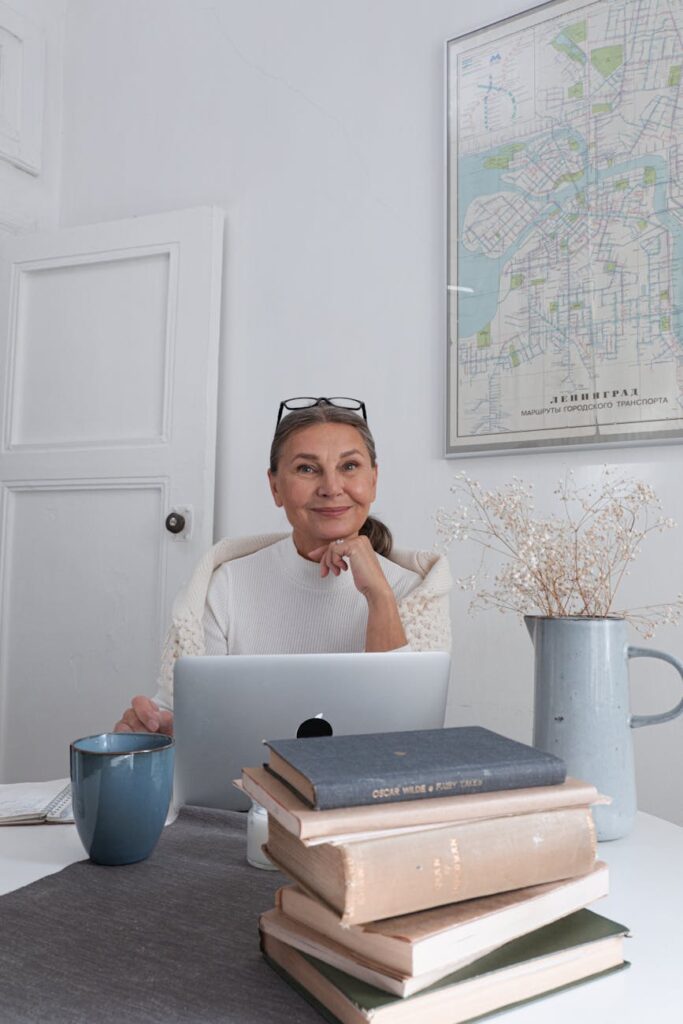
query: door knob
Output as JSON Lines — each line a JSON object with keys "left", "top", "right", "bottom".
{"left": 165, "top": 512, "right": 186, "bottom": 534}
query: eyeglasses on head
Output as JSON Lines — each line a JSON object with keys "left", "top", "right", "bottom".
{"left": 276, "top": 397, "right": 367, "bottom": 426}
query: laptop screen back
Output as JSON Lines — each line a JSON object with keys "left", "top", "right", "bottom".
{"left": 173, "top": 651, "right": 450, "bottom": 811}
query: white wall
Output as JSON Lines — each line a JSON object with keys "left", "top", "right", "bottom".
{"left": 0, "top": 0, "right": 65, "bottom": 233}
{"left": 59, "top": 0, "right": 683, "bottom": 825}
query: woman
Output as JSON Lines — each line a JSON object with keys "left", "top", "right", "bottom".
{"left": 115, "top": 398, "right": 451, "bottom": 734}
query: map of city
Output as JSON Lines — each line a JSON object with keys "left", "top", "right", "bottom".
{"left": 447, "top": 0, "right": 683, "bottom": 452}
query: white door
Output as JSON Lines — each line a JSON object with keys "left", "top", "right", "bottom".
{"left": 0, "top": 206, "right": 223, "bottom": 782}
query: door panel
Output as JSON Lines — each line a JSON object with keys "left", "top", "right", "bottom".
{"left": 0, "top": 206, "right": 223, "bottom": 781}
{"left": 9, "top": 249, "right": 172, "bottom": 446}
{"left": 1, "top": 483, "right": 164, "bottom": 778}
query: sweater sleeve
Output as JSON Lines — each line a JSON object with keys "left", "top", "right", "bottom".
{"left": 201, "top": 566, "right": 231, "bottom": 655}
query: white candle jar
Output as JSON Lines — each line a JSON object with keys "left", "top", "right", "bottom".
{"left": 246, "top": 801, "right": 278, "bottom": 870}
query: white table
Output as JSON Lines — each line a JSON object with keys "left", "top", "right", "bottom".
{"left": 0, "top": 801, "right": 178, "bottom": 897}
{"left": 1, "top": 811, "right": 682, "bottom": 1018}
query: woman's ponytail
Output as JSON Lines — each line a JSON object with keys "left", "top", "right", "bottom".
{"left": 360, "top": 515, "right": 392, "bottom": 557}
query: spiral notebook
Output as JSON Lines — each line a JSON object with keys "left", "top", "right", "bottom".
{"left": 0, "top": 779, "right": 74, "bottom": 825}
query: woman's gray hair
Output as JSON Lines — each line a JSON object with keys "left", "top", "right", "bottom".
{"left": 269, "top": 404, "right": 393, "bottom": 557}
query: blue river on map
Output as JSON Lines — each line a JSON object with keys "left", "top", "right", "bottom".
{"left": 456, "top": 133, "right": 682, "bottom": 343}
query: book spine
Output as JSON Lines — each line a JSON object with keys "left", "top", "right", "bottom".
{"left": 336, "top": 807, "right": 596, "bottom": 925}
{"left": 244, "top": 765, "right": 601, "bottom": 842}
{"left": 308, "top": 759, "right": 566, "bottom": 810}
{"left": 337, "top": 807, "right": 597, "bottom": 925}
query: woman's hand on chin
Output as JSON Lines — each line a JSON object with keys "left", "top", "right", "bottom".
{"left": 308, "top": 535, "right": 393, "bottom": 601}
{"left": 114, "top": 696, "right": 174, "bottom": 735}
{"left": 308, "top": 535, "right": 407, "bottom": 651}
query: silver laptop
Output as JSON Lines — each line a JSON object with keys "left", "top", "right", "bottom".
{"left": 173, "top": 651, "right": 451, "bottom": 811}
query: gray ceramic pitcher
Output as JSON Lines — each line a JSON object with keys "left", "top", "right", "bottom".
{"left": 526, "top": 615, "right": 683, "bottom": 841}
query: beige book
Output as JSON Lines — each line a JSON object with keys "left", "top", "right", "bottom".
{"left": 241, "top": 765, "right": 604, "bottom": 843}
{"left": 274, "top": 862, "right": 609, "bottom": 986}
{"left": 261, "top": 908, "right": 463, "bottom": 997}
{"left": 261, "top": 908, "right": 628, "bottom": 1024}
{"left": 264, "top": 806, "right": 598, "bottom": 926}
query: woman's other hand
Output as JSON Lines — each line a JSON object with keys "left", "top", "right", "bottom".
{"left": 114, "top": 696, "right": 174, "bottom": 735}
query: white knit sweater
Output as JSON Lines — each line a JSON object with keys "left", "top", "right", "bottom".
{"left": 155, "top": 532, "right": 452, "bottom": 709}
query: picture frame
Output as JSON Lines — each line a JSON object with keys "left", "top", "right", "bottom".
{"left": 0, "top": 1, "right": 45, "bottom": 176}
{"left": 446, "top": 0, "right": 683, "bottom": 456}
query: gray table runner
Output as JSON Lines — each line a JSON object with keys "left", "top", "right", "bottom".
{"left": 0, "top": 808, "right": 323, "bottom": 1024}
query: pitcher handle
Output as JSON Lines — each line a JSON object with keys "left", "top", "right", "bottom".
{"left": 628, "top": 646, "right": 683, "bottom": 728}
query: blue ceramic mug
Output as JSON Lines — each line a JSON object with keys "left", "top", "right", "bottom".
{"left": 70, "top": 733, "right": 174, "bottom": 865}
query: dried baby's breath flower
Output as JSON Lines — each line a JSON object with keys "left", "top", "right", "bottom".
{"left": 435, "top": 468, "right": 683, "bottom": 637}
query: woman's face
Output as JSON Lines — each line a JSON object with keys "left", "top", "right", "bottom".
{"left": 268, "top": 422, "right": 378, "bottom": 556}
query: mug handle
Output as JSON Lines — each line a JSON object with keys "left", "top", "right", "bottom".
{"left": 628, "top": 646, "right": 683, "bottom": 728}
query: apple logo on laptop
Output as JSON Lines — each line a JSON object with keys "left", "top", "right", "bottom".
{"left": 296, "top": 716, "right": 333, "bottom": 738}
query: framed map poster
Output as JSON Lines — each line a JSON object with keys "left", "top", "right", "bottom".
{"left": 446, "top": 0, "right": 683, "bottom": 455}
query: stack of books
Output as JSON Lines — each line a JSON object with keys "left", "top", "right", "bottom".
{"left": 243, "top": 726, "right": 629, "bottom": 1024}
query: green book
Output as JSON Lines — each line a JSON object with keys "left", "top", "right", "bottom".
{"left": 261, "top": 909, "right": 629, "bottom": 1024}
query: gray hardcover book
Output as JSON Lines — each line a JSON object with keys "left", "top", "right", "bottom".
{"left": 264, "top": 726, "right": 566, "bottom": 810}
